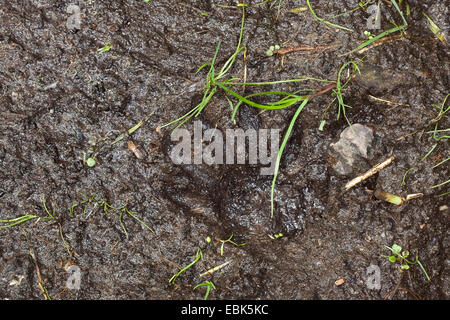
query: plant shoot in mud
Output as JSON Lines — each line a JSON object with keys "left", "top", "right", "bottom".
{"left": 382, "top": 244, "right": 430, "bottom": 281}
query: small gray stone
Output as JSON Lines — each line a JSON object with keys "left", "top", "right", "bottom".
{"left": 329, "top": 124, "right": 377, "bottom": 176}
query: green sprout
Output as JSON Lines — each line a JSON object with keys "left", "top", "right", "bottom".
{"left": 255, "top": 0, "right": 284, "bottom": 20}
{"left": 69, "top": 195, "right": 154, "bottom": 236}
{"left": 382, "top": 244, "right": 430, "bottom": 281}
{"left": 400, "top": 94, "right": 448, "bottom": 195}
{"left": 41, "top": 196, "right": 56, "bottom": 220}
{"left": 363, "top": 30, "right": 374, "bottom": 39}
{"left": 86, "top": 157, "right": 96, "bottom": 167}
{"left": 332, "top": 60, "right": 361, "bottom": 126}
{"left": 269, "top": 232, "right": 284, "bottom": 239}
{"left": 425, "top": 94, "right": 449, "bottom": 196}
{"left": 1, "top": 196, "right": 56, "bottom": 229}
{"left": 169, "top": 248, "right": 203, "bottom": 285}
{"left": 97, "top": 41, "right": 112, "bottom": 54}
{"left": 193, "top": 281, "right": 216, "bottom": 300}
{"left": 219, "top": 235, "right": 246, "bottom": 256}
{"left": 265, "top": 44, "right": 280, "bottom": 56}
{"left": 318, "top": 119, "right": 327, "bottom": 131}
{"left": 82, "top": 151, "right": 96, "bottom": 167}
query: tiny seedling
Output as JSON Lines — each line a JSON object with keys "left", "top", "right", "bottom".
{"left": 179, "top": 2, "right": 209, "bottom": 17}
{"left": 1, "top": 196, "right": 56, "bottom": 229}
{"left": 169, "top": 248, "right": 203, "bottom": 285}
{"left": 332, "top": 60, "right": 361, "bottom": 126}
{"left": 193, "top": 281, "right": 216, "bottom": 300}
{"left": 97, "top": 41, "right": 112, "bottom": 54}
{"left": 86, "top": 157, "right": 96, "bottom": 167}
{"left": 382, "top": 244, "right": 430, "bottom": 281}
{"left": 269, "top": 232, "right": 284, "bottom": 239}
{"left": 424, "top": 94, "right": 449, "bottom": 196}
{"left": 219, "top": 235, "right": 246, "bottom": 256}
{"left": 82, "top": 151, "right": 96, "bottom": 167}
{"left": 318, "top": 119, "right": 327, "bottom": 131}
{"left": 265, "top": 44, "right": 280, "bottom": 57}
{"left": 255, "top": 0, "right": 284, "bottom": 20}
{"left": 41, "top": 196, "right": 56, "bottom": 220}
{"left": 363, "top": 30, "right": 374, "bottom": 39}
{"left": 69, "top": 195, "right": 154, "bottom": 236}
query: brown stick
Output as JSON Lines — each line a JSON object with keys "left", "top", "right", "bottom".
{"left": 309, "top": 83, "right": 337, "bottom": 99}
{"left": 344, "top": 156, "right": 395, "bottom": 191}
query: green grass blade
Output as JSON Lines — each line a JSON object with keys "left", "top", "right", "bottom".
{"left": 226, "top": 77, "right": 334, "bottom": 86}
{"left": 271, "top": 99, "right": 309, "bottom": 217}
{"left": 126, "top": 210, "right": 155, "bottom": 233}
{"left": 217, "top": 83, "right": 306, "bottom": 111}
{"left": 0, "top": 215, "right": 38, "bottom": 229}
{"left": 430, "top": 179, "right": 450, "bottom": 189}
{"left": 306, "top": 0, "right": 354, "bottom": 32}
{"left": 420, "top": 143, "right": 437, "bottom": 161}
{"left": 433, "top": 157, "right": 450, "bottom": 169}
{"left": 169, "top": 248, "right": 203, "bottom": 284}
{"left": 341, "top": 0, "right": 407, "bottom": 56}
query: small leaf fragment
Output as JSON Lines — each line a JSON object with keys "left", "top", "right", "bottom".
{"left": 86, "top": 158, "right": 96, "bottom": 167}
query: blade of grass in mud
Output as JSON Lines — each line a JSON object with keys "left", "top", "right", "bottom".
{"left": 430, "top": 179, "right": 450, "bottom": 189}
{"left": 169, "top": 248, "right": 203, "bottom": 284}
{"left": 271, "top": 99, "right": 309, "bottom": 217}
{"left": 341, "top": 0, "right": 407, "bottom": 56}
{"left": 433, "top": 157, "right": 450, "bottom": 169}
{"left": 306, "top": 0, "right": 354, "bottom": 32}
{"left": 420, "top": 143, "right": 437, "bottom": 161}
{"left": 160, "top": 41, "right": 222, "bottom": 130}
{"left": 334, "top": 60, "right": 360, "bottom": 124}
{"left": 126, "top": 210, "right": 155, "bottom": 233}
{"left": 225, "top": 77, "right": 334, "bottom": 86}
{"left": 218, "top": 83, "right": 308, "bottom": 111}
{"left": 0, "top": 214, "right": 38, "bottom": 229}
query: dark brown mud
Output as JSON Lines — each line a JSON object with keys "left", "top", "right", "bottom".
{"left": 0, "top": 0, "right": 448, "bottom": 300}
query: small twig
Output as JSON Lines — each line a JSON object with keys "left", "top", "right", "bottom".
{"left": 344, "top": 156, "right": 395, "bottom": 191}
{"left": 358, "top": 34, "right": 404, "bottom": 54}
{"left": 397, "top": 287, "right": 421, "bottom": 300}
{"left": 275, "top": 43, "right": 340, "bottom": 55}
{"left": 395, "top": 130, "right": 419, "bottom": 141}
{"left": 200, "top": 260, "right": 233, "bottom": 277}
{"left": 309, "top": 83, "right": 337, "bottom": 99}
{"left": 368, "top": 95, "right": 410, "bottom": 107}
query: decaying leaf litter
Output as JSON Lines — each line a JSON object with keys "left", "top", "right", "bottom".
{"left": 0, "top": 0, "right": 448, "bottom": 300}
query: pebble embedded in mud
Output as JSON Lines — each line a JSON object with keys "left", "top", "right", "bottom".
{"left": 328, "top": 124, "right": 379, "bottom": 176}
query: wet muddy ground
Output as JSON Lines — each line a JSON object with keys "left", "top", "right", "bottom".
{"left": 0, "top": 0, "right": 448, "bottom": 300}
